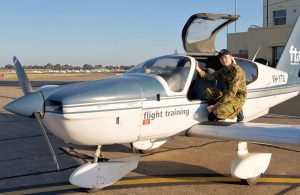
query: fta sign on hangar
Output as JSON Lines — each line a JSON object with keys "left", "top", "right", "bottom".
{"left": 5, "top": 13, "right": 300, "bottom": 191}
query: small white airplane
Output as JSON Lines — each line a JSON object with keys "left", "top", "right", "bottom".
{"left": 5, "top": 13, "right": 300, "bottom": 191}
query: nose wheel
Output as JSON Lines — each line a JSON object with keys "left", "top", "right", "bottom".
{"left": 70, "top": 145, "right": 139, "bottom": 191}
{"left": 85, "top": 145, "right": 104, "bottom": 193}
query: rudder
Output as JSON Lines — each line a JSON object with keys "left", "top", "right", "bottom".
{"left": 276, "top": 16, "right": 300, "bottom": 77}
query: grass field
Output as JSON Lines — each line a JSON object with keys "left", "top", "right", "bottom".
{"left": 0, "top": 70, "right": 120, "bottom": 81}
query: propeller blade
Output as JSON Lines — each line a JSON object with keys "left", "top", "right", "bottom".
{"left": 11, "top": 56, "right": 59, "bottom": 171}
{"left": 13, "top": 56, "right": 33, "bottom": 95}
{"left": 34, "top": 112, "right": 60, "bottom": 171}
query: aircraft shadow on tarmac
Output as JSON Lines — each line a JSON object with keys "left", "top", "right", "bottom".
{"left": 135, "top": 161, "right": 222, "bottom": 177}
{"left": 62, "top": 143, "right": 224, "bottom": 176}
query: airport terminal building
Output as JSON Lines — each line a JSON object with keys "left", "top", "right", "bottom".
{"left": 228, "top": 0, "right": 300, "bottom": 67}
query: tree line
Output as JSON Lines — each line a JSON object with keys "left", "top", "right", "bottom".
{"left": 1, "top": 63, "right": 134, "bottom": 71}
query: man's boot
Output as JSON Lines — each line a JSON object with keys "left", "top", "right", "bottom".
{"left": 208, "top": 112, "right": 219, "bottom": 121}
{"left": 237, "top": 110, "right": 244, "bottom": 122}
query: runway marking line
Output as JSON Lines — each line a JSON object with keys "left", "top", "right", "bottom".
{"left": 2, "top": 176, "right": 300, "bottom": 195}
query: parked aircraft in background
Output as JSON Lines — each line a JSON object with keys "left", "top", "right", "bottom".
{"left": 5, "top": 13, "right": 300, "bottom": 191}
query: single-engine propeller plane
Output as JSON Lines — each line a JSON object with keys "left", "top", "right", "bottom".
{"left": 4, "top": 13, "right": 300, "bottom": 191}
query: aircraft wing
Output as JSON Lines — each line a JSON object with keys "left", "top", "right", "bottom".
{"left": 186, "top": 121, "right": 300, "bottom": 145}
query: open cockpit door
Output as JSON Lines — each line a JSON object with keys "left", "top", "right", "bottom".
{"left": 182, "top": 13, "right": 239, "bottom": 56}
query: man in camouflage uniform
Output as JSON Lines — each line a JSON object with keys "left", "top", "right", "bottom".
{"left": 195, "top": 49, "right": 247, "bottom": 122}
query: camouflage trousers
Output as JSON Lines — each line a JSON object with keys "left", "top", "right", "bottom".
{"left": 204, "top": 88, "right": 246, "bottom": 119}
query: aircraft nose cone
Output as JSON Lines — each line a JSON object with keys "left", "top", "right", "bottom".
{"left": 4, "top": 91, "right": 44, "bottom": 117}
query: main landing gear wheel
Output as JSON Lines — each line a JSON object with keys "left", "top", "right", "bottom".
{"left": 232, "top": 142, "right": 271, "bottom": 186}
{"left": 85, "top": 188, "right": 102, "bottom": 193}
{"left": 240, "top": 175, "right": 261, "bottom": 185}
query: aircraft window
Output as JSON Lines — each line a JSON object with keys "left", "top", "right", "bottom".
{"left": 235, "top": 58, "right": 258, "bottom": 85}
{"left": 126, "top": 55, "right": 191, "bottom": 92}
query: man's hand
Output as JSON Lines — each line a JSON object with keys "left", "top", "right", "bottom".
{"left": 207, "top": 104, "right": 215, "bottom": 113}
{"left": 195, "top": 62, "right": 203, "bottom": 73}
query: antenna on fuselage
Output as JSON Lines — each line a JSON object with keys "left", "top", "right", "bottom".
{"left": 252, "top": 47, "right": 261, "bottom": 62}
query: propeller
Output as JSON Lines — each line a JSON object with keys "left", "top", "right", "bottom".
{"left": 12, "top": 56, "right": 60, "bottom": 170}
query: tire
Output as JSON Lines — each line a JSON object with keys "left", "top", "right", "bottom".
{"left": 240, "top": 175, "right": 260, "bottom": 186}
{"left": 85, "top": 188, "right": 102, "bottom": 193}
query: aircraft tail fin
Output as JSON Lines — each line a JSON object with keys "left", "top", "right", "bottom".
{"left": 276, "top": 16, "right": 300, "bottom": 77}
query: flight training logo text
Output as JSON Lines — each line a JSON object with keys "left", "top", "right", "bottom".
{"left": 142, "top": 108, "right": 190, "bottom": 125}
{"left": 289, "top": 45, "right": 300, "bottom": 65}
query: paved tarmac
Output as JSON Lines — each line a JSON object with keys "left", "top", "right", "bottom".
{"left": 0, "top": 80, "right": 299, "bottom": 195}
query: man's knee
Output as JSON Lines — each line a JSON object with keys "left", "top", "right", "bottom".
{"left": 213, "top": 104, "right": 236, "bottom": 119}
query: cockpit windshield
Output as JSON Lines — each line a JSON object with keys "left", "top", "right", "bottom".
{"left": 126, "top": 55, "right": 191, "bottom": 92}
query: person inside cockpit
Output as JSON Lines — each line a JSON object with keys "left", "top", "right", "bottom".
{"left": 195, "top": 49, "right": 247, "bottom": 122}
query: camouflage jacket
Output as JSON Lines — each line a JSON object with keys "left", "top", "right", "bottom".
{"left": 199, "top": 62, "right": 247, "bottom": 107}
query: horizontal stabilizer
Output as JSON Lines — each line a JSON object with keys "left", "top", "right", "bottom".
{"left": 186, "top": 122, "right": 300, "bottom": 145}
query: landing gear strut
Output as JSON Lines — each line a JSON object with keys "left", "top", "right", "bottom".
{"left": 93, "top": 145, "right": 102, "bottom": 163}
{"left": 87, "top": 145, "right": 103, "bottom": 193}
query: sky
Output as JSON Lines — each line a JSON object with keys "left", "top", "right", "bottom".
{"left": 0, "top": 0, "right": 262, "bottom": 66}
